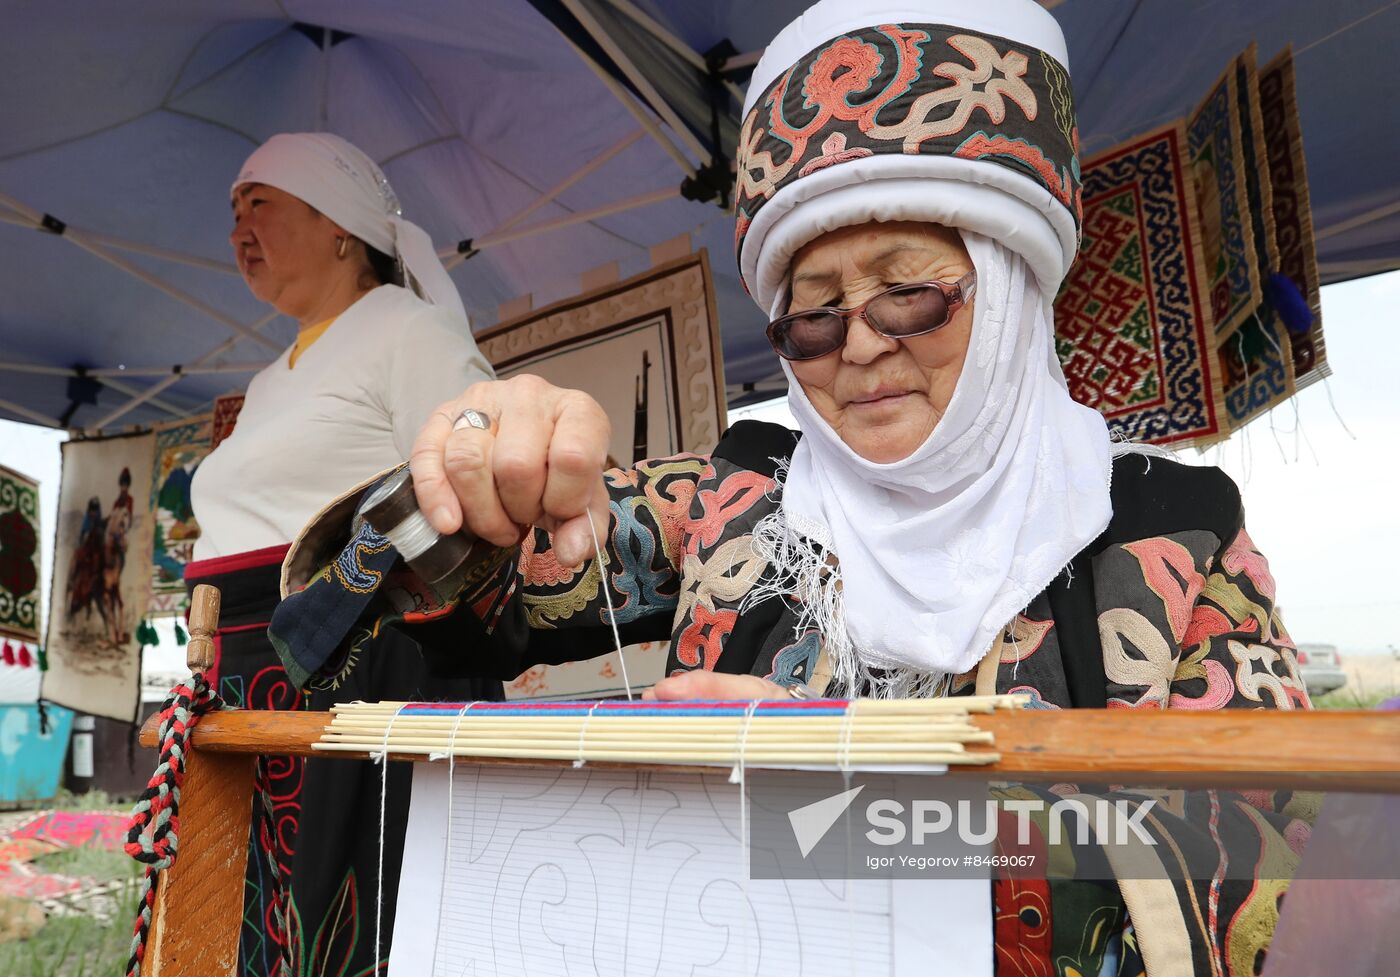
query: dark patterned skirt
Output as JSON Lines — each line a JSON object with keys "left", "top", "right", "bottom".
{"left": 185, "top": 547, "right": 502, "bottom": 977}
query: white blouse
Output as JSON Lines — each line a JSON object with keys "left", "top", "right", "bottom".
{"left": 191, "top": 285, "right": 492, "bottom": 559}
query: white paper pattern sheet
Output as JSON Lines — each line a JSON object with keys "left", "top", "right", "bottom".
{"left": 393, "top": 764, "right": 992, "bottom": 977}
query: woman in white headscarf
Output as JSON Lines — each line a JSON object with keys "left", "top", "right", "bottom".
{"left": 281, "top": 2, "right": 1311, "bottom": 971}
{"left": 184, "top": 132, "right": 500, "bottom": 977}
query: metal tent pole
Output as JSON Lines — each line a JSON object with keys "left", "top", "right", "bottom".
{"left": 0, "top": 190, "right": 278, "bottom": 353}
{"left": 559, "top": 0, "right": 709, "bottom": 163}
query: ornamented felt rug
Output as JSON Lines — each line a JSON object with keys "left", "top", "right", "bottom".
{"left": 1188, "top": 56, "right": 1262, "bottom": 341}
{"left": 1054, "top": 122, "right": 1225, "bottom": 447}
{"left": 0, "top": 464, "right": 41, "bottom": 643}
{"left": 1260, "top": 46, "right": 1329, "bottom": 391}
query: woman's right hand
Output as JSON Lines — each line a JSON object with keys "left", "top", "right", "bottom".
{"left": 409, "top": 375, "right": 612, "bottom": 568}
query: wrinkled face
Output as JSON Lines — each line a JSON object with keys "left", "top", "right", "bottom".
{"left": 786, "top": 221, "right": 975, "bottom": 463}
{"left": 228, "top": 183, "right": 342, "bottom": 316}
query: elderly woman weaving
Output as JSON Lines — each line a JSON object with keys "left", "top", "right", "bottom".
{"left": 280, "top": 0, "right": 1311, "bottom": 971}
{"left": 409, "top": 0, "right": 1304, "bottom": 713}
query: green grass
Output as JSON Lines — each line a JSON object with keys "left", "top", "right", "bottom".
{"left": 28, "top": 847, "right": 136, "bottom": 883}
{"left": 0, "top": 888, "right": 139, "bottom": 977}
{"left": 0, "top": 792, "right": 142, "bottom": 976}
{"left": 23, "top": 790, "right": 126, "bottom": 814}
{"left": 1313, "top": 687, "right": 1397, "bottom": 709}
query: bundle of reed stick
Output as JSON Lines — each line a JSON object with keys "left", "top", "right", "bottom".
{"left": 315, "top": 695, "right": 1027, "bottom": 769}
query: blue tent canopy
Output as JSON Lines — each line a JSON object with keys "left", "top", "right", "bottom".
{"left": 1, "top": 0, "right": 1394, "bottom": 430}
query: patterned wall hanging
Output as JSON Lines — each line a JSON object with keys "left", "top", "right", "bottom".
{"left": 1211, "top": 46, "right": 1298, "bottom": 434}
{"left": 1188, "top": 56, "right": 1263, "bottom": 341}
{"left": 1259, "top": 46, "right": 1329, "bottom": 391}
{"left": 475, "top": 252, "right": 727, "bottom": 699}
{"left": 210, "top": 393, "right": 245, "bottom": 451}
{"left": 0, "top": 465, "right": 42, "bottom": 644}
{"left": 42, "top": 431, "right": 156, "bottom": 722}
{"left": 1054, "top": 122, "right": 1225, "bottom": 447}
{"left": 148, "top": 415, "right": 213, "bottom": 616}
{"left": 1218, "top": 313, "right": 1296, "bottom": 433}
{"left": 0, "top": 638, "right": 41, "bottom": 704}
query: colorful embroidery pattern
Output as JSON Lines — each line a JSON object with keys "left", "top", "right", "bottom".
{"left": 222, "top": 665, "right": 304, "bottom": 977}
{"left": 735, "top": 23, "right": 1080, "bottom": 263}
{"left": 0, "top": 465, "right": 41, "bottom": 642}
{"left": 1054, "top": 124, "right": 1225, "bottom": 445}
{"left": 330, "top": 523, "right": 392, "bottom": 594}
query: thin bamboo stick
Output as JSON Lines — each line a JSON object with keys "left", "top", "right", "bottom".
{"left": 311, "top": 742, "right": 999, "bottom": 764}
{"left": 319, "top": 735, "right": 973, "bottom": 753}
{"left": 317, "top": 696, "right": 1019, "bottom": 768}
{"left": 323, "top": 711, "right": 991, "bottom": 727}
{"left": 320, "top": 727, "right": 993, "bottom": 744}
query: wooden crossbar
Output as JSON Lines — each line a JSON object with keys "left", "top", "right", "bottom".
{"left": 141, "top": 706, "right": 1400, "bottom": 789}
{"left": 135, "top": 585, "right": 1400, "bottom": 976}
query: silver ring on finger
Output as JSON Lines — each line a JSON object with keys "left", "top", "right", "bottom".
{"left": 452, "top": 407, "right": 494, "bottom": 433}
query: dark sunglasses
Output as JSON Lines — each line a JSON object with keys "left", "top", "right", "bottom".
{"left": 766, "top": 270, "right": 977, "bottom": 361}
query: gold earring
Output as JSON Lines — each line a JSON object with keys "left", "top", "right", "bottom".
{"left": 336, "top": 237, "right": 348, "bottom": 259}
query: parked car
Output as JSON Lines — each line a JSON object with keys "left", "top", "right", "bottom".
{"left": 1295, "top": 643, "right": 1347, "bottom": 698}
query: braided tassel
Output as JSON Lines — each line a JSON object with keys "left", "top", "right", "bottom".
{"left": 124, "top": 673, "right": 222, "bottom": 977}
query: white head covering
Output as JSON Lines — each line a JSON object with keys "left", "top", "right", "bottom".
{"left": 232, "top": 132, "right": 468, "bottom": 325}
{"left": 771, "top": 232, "right": 1111, "bottom": 684}
{"left": 737, "top": 0, "right": 1113, "bottom": 684}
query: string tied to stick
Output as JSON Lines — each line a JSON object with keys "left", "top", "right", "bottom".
{"left": 586, "top": 507, "right": 633, "bottom": 700}
{"left": 837, "top": 699, "right": 859, "bottom": 775}
{"left": 373, "top": 704, "right": 408, "bottom": 973}
{"left": 432, "top": 701, "right": 476, "bottom": 977}
{"left": 728, "top": 699, "right": 762, "bottom": 785}
{"left": 573, "top": 701, "right": 603, "bottom": 769}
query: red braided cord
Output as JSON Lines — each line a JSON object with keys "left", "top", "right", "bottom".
{"left": 123, "top": 674, "right": 289, "bottom": 977}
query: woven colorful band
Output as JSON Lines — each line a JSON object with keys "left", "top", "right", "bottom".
{"left": 735, "top": 23, "right": 1082, "bottom": 259}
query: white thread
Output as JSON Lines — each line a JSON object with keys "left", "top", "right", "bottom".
{"left": 573, "top": 701, "right": 602, "bottom": 768}
{"left": 844, "top": 767, "right": 857, "bottom": 977}
{"left": 728, "top": 700, "right": 762, "bottom": 785}
{"left": 837, "top": 699, "right": 858, "bottom": 774}
{"left": 1320, "top": 373, "right": 1357, "bottom": 440}
{"left": 839, "top": 696, "right": 858, "bottom": 975}
{"left": 586, "top": 508, "right": 633, "bottom": 700}
{"left": 1295, "top": 399, "right": 1321, "bottom": 465}
{"left": 1268, "top": 406, "right": 1289, "bottom": 463}
{"left": 382, "top": 508, "right": 439, "bottom": 562}
{"left": 732, "top": 699, "right": 761, "bottom": 977}
{"left": 431, "top": 702, "right": 475, "bottom": 977}
{"left": 373, "top": 703, "right": 406, "bottom": 971}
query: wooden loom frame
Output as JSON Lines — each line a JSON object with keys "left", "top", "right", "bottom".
{"left": 135, "top": 589, "right": 1400, "bottom": 976}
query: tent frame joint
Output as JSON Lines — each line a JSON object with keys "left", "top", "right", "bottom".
{"left": 679, "top": 39, "right": 739, "bottom": 210}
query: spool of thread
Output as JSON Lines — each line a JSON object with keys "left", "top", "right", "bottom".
{"left": 359, "top": 467, "right": 479, "bottom": 585}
